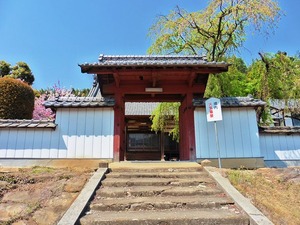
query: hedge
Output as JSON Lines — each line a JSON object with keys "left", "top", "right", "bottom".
{"left": 0, "top": 77, "right": 35, "bottom": 119}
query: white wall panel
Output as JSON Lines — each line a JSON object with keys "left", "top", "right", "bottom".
{"left": 0, "top": 130, "right": 8, "bottom": 157}
{"left": 260, "top": 133, "right": 300, "bottom": 160}
{"left": 6, "top": 129, "right": 17, "bottom": 158}
{"left": 40, "top": 129, "right": 51, "bottom": 158}
{"left": 195, "top": 108, "right": 261, "bottom": 159}
{"left": 0, "top": 108, "right": 114, "bottom": 159}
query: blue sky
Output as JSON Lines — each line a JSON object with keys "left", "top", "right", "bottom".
{"left": 0, "top": 0, "right": 299, "bottom": 90}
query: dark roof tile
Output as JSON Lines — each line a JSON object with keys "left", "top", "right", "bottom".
{"left": 259, "top": 126, "right": 300, "bottom": 134}
{"left": 270, "top": 99, "right": 300, "bottom": 110}
{"left": 193, "top": 97, "right": 266, "bottom": 107}
{"left": 44, "top": 96, "right": 115, "bottom": 108}
{"left": 80, "top": 54, "right": 228, "bottom": 68}
{"left": 0, "top": 119, "right": 56, "bottom": 129}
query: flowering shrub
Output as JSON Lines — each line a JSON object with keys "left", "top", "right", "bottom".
{"left": 32, "top": 93, "right": 55, "bottom": 120}
{"left": 32, "top": 82, "right": 75, "bottom": 120}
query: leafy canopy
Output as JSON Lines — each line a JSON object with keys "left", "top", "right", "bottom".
{"left": 148, "top": 0, "right": 281, "bottom": 61}
{"left": 0, "top": 60, "right": 35, "bottom": 85}
{"left": 150, "top": 102, "right": 180, "bottom": 142}
{"left": 148, "top": 0, "right": 281, "bottom": 128}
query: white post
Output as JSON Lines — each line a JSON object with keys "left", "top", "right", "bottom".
{"left": 214, "top": 121, "right": 222, "bottom": 168}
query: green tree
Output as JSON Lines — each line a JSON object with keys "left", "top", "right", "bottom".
{"left": 246, "top": 52, "right": 300, "bottom": 124}
{"left": 247, "top": 52, "right": 300, "bottom": 100}
{"left": 205, "top": 56, "right": 248, "bottom": 97}
{"left": 148, "top": 0, "right": 280, "bottom": 61}
{"left": 11, "top": 62, "right": 35, "bottom": 85}
{"left": 148, "top": 0, "right": 281, "bottom": 97}
{"left": 0, "top": 60, "right": 11, "bottom": 77}
{"left": 150, "top": 102, "right": 180, "bottom": 142}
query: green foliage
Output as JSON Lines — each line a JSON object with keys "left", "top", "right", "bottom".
{"left": 10, "top": 62, "right": 35, "bottom": 85}
{"left": 0, "top": 77, "right": 35, "bottom": 119}
{"left": 150, "top": 102, "right": 180, "bottom": 142}
{"left": 0, "top": 60, "right": 11, "bottom": 77}
{"left": 148, "top": 0, "right": 281, "bottom": 61}
{"left": 244, "top": 60, "right": 267, "bottom": 99}
{"left": 205, "top": 56, "right": 248, "bottom": 97}
{"left": 71, "top": 88, "right": 90, "bottom": 97}
{"left": 247, "top": 52, "right": 300, "bottom": 124}
{"left": 31, "top": 166, "right": 55, "bottom": 174}
{"left": 148, "top": 0, "right": 281, "bottom": 102}
{"left": 0, "top": 60, "right": 35, "bottom": 85}
{"left": 246, "top": 53, "right": 298, "bottom": 100}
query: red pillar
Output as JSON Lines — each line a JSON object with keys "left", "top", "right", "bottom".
{"left": 113, "top": 92, "right": 125, "bottom": 162}
{"left": 179, "top": 92, "right": 196, "bottom": 161}
{"left": 179, "top": 104, "right": 185, "bottom": 160}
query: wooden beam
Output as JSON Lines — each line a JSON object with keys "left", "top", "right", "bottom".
{"left": 102, "top": 83, "right": 206, "bottom": 95}
{"left": 83, "top": 67, "right": 228, "bottom": 75}
{"left": 124, "top": 94, "right": 183, "bottom": 102}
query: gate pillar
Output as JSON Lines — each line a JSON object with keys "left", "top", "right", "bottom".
{"left": 113, "top": 92, "right": 125, "bottom": 161}
{"left": 179, "top": 92, "right": 196, "bottom": 161}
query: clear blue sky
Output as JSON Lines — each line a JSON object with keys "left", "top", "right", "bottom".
{"left": 0, "top": 0, "right": 299, "bottom": 90}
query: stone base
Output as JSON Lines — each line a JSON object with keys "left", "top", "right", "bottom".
{"left": 0, "top": 158, "right": 112, "bottom": 168}
{"left": 197, "top": 157, "right": 265, "bottom": 169}
{"left": 264, "top": 160, "right": 300, "bottom": 168}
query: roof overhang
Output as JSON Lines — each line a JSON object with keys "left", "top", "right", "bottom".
{"left": 79, "top": 55, "right": 229, "bottom": 100}
{"left": 79, "top": 55, "right": 229, "bottom": 74}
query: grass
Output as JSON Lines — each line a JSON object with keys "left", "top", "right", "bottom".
{"left": 227, "top": 169, "right": 300, "bottom": 225}
{"left": 31, "top": 166, "right": 55, "bottom": 174}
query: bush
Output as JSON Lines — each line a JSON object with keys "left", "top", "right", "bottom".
{"left": 0, "top": 77, "right": 35, "bottom": 119}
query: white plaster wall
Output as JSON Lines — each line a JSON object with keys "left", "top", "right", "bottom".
{"left": 194, "top": 107, "right": 261, "bottom": 159}
{"left": 0, "top": 108, "right": 114, "bottom": 159}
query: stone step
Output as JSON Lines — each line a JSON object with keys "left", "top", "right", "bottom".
{"left": 105, "top": 171, "right": 208, "bottom": 179}
{"left": 80, "top": 208, "right": 249, "bottom": 225}
{"left": 109, "top": 162, "right": 203, "bottom": 173}
{"left": 96, "top": 185, "right": 222, "bottom": 198}
{"left": 109, "top": 167, "right": 203, "bottom": 173}
{"left": 101, "top": 177, "right": 215, "bottom": 187}
{"left": 91, "top": 195, "right": 234, "bottom": 211}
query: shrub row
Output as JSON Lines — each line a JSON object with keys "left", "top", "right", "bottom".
{"left": 0, "top": 77, "right": 35, "bottom": 119}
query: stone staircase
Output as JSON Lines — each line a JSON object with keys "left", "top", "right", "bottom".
{"left": 79, "top": 162, "right": 249, "bottom": 225}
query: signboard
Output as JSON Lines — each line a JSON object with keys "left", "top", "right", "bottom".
{"left": 205, "top": 97, "right": 222, "bottom": 122}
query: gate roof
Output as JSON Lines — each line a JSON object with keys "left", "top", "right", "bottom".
{"left": 79, "top": 54, "right": 229, "bottom": 101}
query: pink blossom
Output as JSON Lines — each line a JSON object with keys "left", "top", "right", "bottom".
{"left": 32, "top": 82, "right": 75, "bottom": 120}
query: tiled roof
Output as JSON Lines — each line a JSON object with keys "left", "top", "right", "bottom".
{"left": 125, "top": 102, "right": 159, "bottom": 116}
{"left": 259, "top": 126, "right": 300, "bottom": 134}
{"left": 80, "top": 54, "right": 228, "bottom": 68}
{"left": 44, "top": 97, "right": 114, "bottom": 108}
{"left": 193, "top": 97, "right": 266, "bottom": 107}
{"left": 87, "top": 75, "right": 102, "bottom": 98}
{"left": 270, "top": 99, "right": 300, "bottom": 110}
{"left": 0, "top": 119, "right": 56, "bottom": 129}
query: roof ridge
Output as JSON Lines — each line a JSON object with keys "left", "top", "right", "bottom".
{"left": 98, "top": 54, "right": 207, "bottom": 62}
